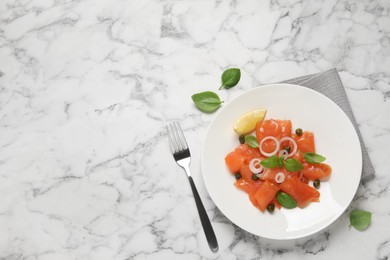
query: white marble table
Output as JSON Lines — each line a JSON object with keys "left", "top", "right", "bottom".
{"left": 1, "top": 0, "right": 389, "bottom": 259}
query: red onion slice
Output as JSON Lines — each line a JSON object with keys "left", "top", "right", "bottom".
{"left": 259, "top": 136, "right": 280, "bottom": 157}
{"left": 275, "top": 172, "right": 285, "bottom": 184}
{"left": 249, "top": 158, "right": 264, "bottom": 174}
{"left": 279, "top": 136, "right": 298, "bottom": 158}
{"left": 278, "top": 149, "right": 288, "bottom": 160}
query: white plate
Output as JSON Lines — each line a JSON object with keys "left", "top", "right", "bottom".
{"left": 201, "top": 84, "right": 362, "bottom": 240}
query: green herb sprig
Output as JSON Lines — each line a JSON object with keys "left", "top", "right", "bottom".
{"left": 260, "top": 156, "right": 303, "bottom": 172}
{"left": 283, "top": 158, "right": 304, "bottom": 172}
{"left": 303, "top": 152, "right": 326, "bottom": 164}
{"left": 244, "top": 135, "right": 258, "bottom": 148}
{"left": 260, "top": 155, "right": 279, "bottom": 168}
{"left": 219, "top": 68, "right": 241, "bottom": 90}
{"left": 276, "top": 192, "right": 297, "bottom": 209}
{"left": 191, "top": 91, "right": 223, "bottom": 113}
{"left": 349, "top": 210, "right": 372, "bottom": 231}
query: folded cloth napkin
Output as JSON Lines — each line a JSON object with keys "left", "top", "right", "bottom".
{"left": 281, "top": 68, "right": 375, "bottom": 184}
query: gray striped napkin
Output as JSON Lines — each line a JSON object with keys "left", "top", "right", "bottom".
{"left": 281, "top": 68, "right": 375, "bottom": 184}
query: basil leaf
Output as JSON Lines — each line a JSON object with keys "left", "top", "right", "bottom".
{"left": 350, "top": 210, "right": 372, "bottom": 231}
{"left": 278, "top": 157, "right": 284, "bottom": 168}
{"left": 191, "top": 91, "right": 223, "bottom": 113}
{"left": 276, "top": 192, "right": 297, "bottom": 209}
{"left": 304, "top": 152, "right": 326, "bottom": 164}
{"left": 245, "top": 135, "right": 258, "bottom": 148}
{"left": 283, "top": 158, "right": 304, "bottom": 172}
{"left": 219, "top": 68, "right": 241, "bottom": 90}
{"left": 260, "top": 155, "right": 279, "bottom": 168}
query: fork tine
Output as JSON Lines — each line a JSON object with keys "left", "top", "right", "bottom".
{"left": 166, "top": 124, "right": 176, "bottom": 153}
{"left": 168, "top": 123, "right": 180, "bottom": 153}
{"left": 172, "top": 122, "right": 183, "bottom": 151}
{"left": 175, "top": 122, "right": 188, "bottom": 150}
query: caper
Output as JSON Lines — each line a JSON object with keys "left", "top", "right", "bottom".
{"left": 251, "top": 174, "right": 259, "bottom": 181}
{"left": 295, "top": 128, "right": 303, "bottom": 136}
{"left": 284, "top": 146, "right": 291, "bottom": 153}
{"left": 235, "top": 173, "right": 242, "bottom": 180}
{"left": 267, "top": 203, "right": 275, "bottom": 213}
{"left": 239, "top": 135, "right": 245, "bottom": 144}
{"left": 313, "top": 179, "right": 320, "bottom": 188}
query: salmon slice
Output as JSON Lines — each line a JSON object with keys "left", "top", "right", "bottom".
{"left": 234, "top": 178, "right": 262, "bottom": 193}
{"left": 255, "top": 119, "right": 292, "bottom": 155}
{"left": 279, "top": 176, "right": 320, "bottom": 208}
{"left": 292, "top": 151, "right": 304, "bottom": 163}
{"left": 225, "top": 143, "right": 263, "bottom": 174}
{"left": 225, "top": 151, "right": 245, "bottom": 173}
{"left": 292, "top": 131, "right": 316, "bottom": 153}
{"left": 239, "top": 164, "right": 255, "bottom": 180}
{"left": 256, "top": 119, "right": 292, "bottom": 141}
{"left": 254, "top": 180, "right": 280, "bottom": 211}
{"left": 235, "top": 144, "right": 262, "bottom": 160}
{"left": 261, "top": 167, "right": 292, "bottom": 184}
{"left": 302, "top": 163, "right": 332, "bottom": 180}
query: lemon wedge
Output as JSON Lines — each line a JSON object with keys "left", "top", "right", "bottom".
{"left": 233, "top": 109, "right": 267, "bottom": 135}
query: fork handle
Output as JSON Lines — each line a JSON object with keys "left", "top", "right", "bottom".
{"left": 188, "top": 176, "right": 219, "bottom": 252}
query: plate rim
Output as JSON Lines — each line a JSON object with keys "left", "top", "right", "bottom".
{"left": 201, "top": 83, "right": 363, "bottom": 240}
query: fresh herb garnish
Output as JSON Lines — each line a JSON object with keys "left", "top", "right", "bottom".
{"left": 304, "top": 152, "right": 326, "bottom": 164}
{"left": 219, "top": 68, "right": 241, "bottom": 90}
{"left": 278, "top": 157, "right": 284, "bottom": 168}
{"left": 260, "top": 155, "right": 303, "bottom": 172}
{"left": 260, "top": 155, "right": 279, "bottom": 168}
{"left": 191, "top": 91, "right": 223, "bottom": 113}
{"left": 283, "top": 158, "right": 304, "bottom": 172}
{"left": 244, "top": 135, "right": 258, "bottom": 148}
{"left": 350, "top": 210, "right": 372, "bottom": 231}
{"left": 276, "top": 192, "right": 297, "bottom": 209}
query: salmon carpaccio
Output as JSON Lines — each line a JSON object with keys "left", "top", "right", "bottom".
{"left": 225, "top": 119, "right": 332, "bottom": 212}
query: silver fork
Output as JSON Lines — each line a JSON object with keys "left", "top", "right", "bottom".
{"left": 166, "top": 122, "right": 219, "bottom": 252}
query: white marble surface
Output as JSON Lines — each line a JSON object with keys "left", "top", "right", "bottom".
{"left": 0, "top": 0, "right": 389, "bottom": 259}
